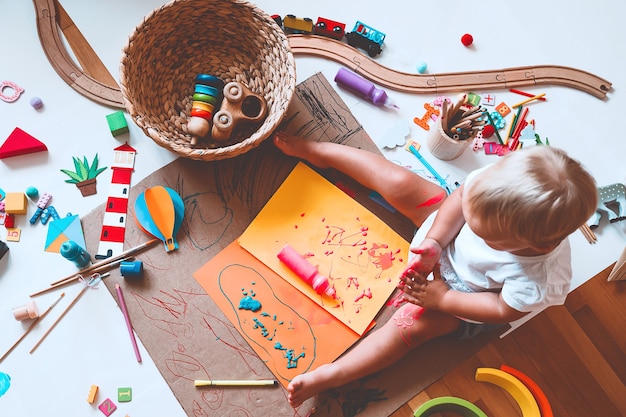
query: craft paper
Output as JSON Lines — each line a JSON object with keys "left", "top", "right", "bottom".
{"left": 44, "top": 213, "right": 86, "bottom": 253}
{"left": 238, "top": 162, "right": 409, "bottom": 336}
{"left": 193, "top": 241, "right": 360, "bottom": 388}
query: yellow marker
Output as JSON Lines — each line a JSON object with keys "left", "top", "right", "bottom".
{"left": 194, "top": 379, "right": 278, "bottom": 387}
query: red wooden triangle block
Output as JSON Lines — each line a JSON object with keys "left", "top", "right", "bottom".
{"left": 0, "top": 127, "right": 48, "bottom": 159}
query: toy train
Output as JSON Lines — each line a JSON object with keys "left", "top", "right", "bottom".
{"left": 272, "top": 14, "right": 386, "bottom": 57}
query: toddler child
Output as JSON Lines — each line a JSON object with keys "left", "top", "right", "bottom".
{"left": 273, "top": 132, "right": 597, "bottom": 408}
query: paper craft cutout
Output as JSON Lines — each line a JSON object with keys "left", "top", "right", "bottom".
{"left": 96, "top": 143, "right": 136, "bottom": 259}
{"left": 380, "top": 121, "right": 409, "bottom": 149}
{"left": 238, "top": 162, "right": 409, "bottom": 336}
{"left": 134, "top": 186, "right": 184, "bottom": 252}
{"left": 0, "top": 127, "right": 48, "bottom": 159}
{"left": 193, "top": 241, "right": 360, "bottom": 388}
{"left": 45, "top": 213, "right": 86, "bottom": 253}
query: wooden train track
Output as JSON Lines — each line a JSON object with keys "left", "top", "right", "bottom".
{"left": 32, "top": 2, "right": 611, "bottom": 108}
{"left": 288, "top": 34, "right": 612, "bottom": 100}
{"left": 33, "top": 0, "right": 125, "bottom": 108}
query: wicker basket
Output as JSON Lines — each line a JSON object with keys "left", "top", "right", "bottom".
{"left": 119, "top": 0, "right": 296, "bottom": 160}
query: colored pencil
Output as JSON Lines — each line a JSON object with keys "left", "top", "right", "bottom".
{"left": 484, "top": 111, "right": 504, "bottom": 144}
{"left": 194, "top": 379, "right": 278, "bottom": 387}
{"left": 512, "top": 93, "right": 546, "bottom": 108}
{"left": 115, "top": 282, "right": 142, "bottom": 363}
{"left": 509, "top": 89, "right": 547, "bottom": 101}
{"left": 0, "top": 292, "right": 65, "bottom": 363}
{"left": 579, "top": 224, "right": 597, "bottom": 244}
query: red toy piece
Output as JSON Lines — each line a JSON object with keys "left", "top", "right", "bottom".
{"left": 314, "top": 17, "right": 346, "bottom": 40}
{"left": 0, "top": 127, "right": 48, "bottom": 159}
{"left": 461, "top": 33, "right": 474, "bottom": 46}
{"left": 482, "top": 124, "right": 495, "bottom": 138}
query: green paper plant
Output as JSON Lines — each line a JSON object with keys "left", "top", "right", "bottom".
{"left": 60, "top": 154, "right": 107, "bottom": 184}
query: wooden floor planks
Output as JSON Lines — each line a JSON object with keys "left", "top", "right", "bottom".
{"left": 389, "top": 264, "right": 626, "bottom": 417}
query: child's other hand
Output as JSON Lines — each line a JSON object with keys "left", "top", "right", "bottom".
{"left": 399, "top": 267, "right": 448, "bottom": 309}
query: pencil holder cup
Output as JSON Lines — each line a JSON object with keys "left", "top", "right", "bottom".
{"left": 426, "top": 117, "right": 471, "bottom": 160}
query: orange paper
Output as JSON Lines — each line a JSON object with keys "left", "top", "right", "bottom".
{"left": 238, "top": 162, "right": 409, "bottom": 335}
{"left": 193, "top": 241, "right": 360, "bottom": 388}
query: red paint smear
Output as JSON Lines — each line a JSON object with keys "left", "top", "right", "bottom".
{"left": 347, "top": 276, "right": 359, "bottom": 289}
{"left": 415, "top": 192, "right": 446, "bottom": 208}
{"left": 334, "top": 181, "right": 356, "bottom": 198}
{"left": 388, "top": 292, "right": 406, "bottom": 307}
{"left": 354, "top": 288, "right": 372, "bottom": 302}
{"left": 368, "top": 243, "right": 395, "bottom": 271}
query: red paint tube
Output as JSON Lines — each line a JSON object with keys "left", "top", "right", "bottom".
{"left": 277, "top": 244, "right": 337, "bottom": 299}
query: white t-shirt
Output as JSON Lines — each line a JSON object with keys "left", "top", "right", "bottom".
{"left": 409, "top": 167, "right": 572, "bottom": 314}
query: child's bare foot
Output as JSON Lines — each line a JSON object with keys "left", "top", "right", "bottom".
{"left": 286, "top": 364, "right": 339, "bottom": 408}
{"left": 273, "top": 132, "right": 332, "bottom": 169}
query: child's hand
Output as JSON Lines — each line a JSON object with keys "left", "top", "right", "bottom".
{"left": 398, "top": 267, "right": 449, "bottom": 309}
{"left": 404, "top": 237, "right": 442, "bottom": 278}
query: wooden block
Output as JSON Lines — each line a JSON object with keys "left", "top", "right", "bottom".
{"left": 0, "top": 127, "right": 48, "bottom": 159}
{"left": 4, "top": 192, "right": 27, "bottom": 214}
{"left": 117, "top": 387, "right": 132, "bottom": 402}
{"left": 87, "top": 384, "right": 99, "bottom": 404}
{"left": 98, "top": 398, "right": 117, "bottom": 416}
{"left": 495, "top": 102, "right": 511, "bottom": 117}
{"left": 106, "top": 111, "right": 129, "bottom": 137}
{"left": 6, "top": 228, "right": 21, "bottom": 242}
{"left": 475, "top": 367, "right": 541, "bottom": 416}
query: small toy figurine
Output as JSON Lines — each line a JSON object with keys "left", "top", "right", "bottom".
{"left": 211, "top": 81, "right": 268, "bottom": 142}
{"left": 187, "top": 74, "right": 225, "bottom": 144}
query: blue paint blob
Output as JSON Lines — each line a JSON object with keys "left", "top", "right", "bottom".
{"left": 238, "top": 296, "right": 261, "bottom": 312}
{"left": 0, "top": 372, "right": 11, "bottom": 397}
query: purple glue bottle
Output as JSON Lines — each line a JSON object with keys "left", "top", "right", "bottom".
{"left": 277, "top": 244, "right": 337, "bottom": 299}
{"left": 334, "top": 67, "right": 399, "bottom": 109}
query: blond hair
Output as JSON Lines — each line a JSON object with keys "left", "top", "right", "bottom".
{"left": 464, "top": 146, "right": 597, "bottom": 248}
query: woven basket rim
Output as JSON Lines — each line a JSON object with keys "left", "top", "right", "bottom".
{"left": 119, "top": 0, "right": 296, "bottom": 161}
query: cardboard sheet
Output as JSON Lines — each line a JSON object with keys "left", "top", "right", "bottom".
{"left": 239, "top": 162, "right": 409, "bottom": 335}
{"left": 82, "top": 73, "right": 503, "bottom": 417}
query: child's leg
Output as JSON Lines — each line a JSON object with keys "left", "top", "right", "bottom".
{"left": 286, "top": 304, "right": 461, "bottom": 408}
{"left": 274, "top": 133, "right": 446, "bottom": 227}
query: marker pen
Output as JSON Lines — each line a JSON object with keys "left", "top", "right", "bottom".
{"left": 334, "top": 67, "right": 399, "bottom": 109}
